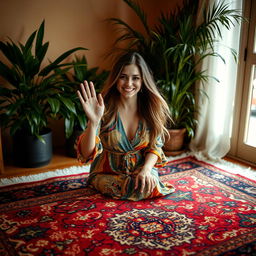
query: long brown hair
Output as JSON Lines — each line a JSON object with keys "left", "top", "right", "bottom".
{"left": 101, "top": 52, "right": 171, "bottom": 146}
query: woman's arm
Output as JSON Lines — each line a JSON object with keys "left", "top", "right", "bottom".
{"left": 78, "top": 121, "right": 99, "bottom": 160}
{"left": 135, "top": 152, "right": 158, "bottom": 195}
{"left": 77, "top": 81, "right": 105, "bottom": 160}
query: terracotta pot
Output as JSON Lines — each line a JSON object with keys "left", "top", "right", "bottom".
{"left": 163, "top": 128, "right": 186, "bottom": 156}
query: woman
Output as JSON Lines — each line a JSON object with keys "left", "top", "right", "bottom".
{"left": 76, "top": 52, "right": 174, "bottom": 201}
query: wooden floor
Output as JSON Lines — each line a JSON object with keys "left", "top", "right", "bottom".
{"left": 223, "top": 156, "right": 256, "bottom": 170}
{"left": 0, "top": 149, "right": 255, "bottom": 180}
{"left": 0, "top": 148, "right": 81, "bottom": 179}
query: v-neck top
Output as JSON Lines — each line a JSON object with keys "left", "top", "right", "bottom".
{"left": 118, "top": 112, "right": 141, "bottom": 147}
{"left": 118, "top": 112, "right": 140, "bottom": 143}
{"left": 76, "top": 114, "right": 174, "bottom": 201}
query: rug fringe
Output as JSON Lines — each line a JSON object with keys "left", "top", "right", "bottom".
{"left": 0, "top": 165, "right": 90, "bottom": 187}
{"left": 1, "top": 152, "right": 255, "bottom": 187}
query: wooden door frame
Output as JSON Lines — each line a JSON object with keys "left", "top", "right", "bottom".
{"left": 229, "top": 0, "right": 256, "bottom": 165}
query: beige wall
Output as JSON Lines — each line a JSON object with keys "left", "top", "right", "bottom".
{"left": 0, "top": 0, "right": 181, "bottom": 69}
{"left": 0, "top": 0, "right": 181, "bottom": 151}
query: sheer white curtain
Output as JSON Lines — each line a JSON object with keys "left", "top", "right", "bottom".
{"left": 190, "top": 0, "right": 243, "bottom": 160}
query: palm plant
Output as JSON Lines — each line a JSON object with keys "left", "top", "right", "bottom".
{"left": 0, "top": 20, "right": 85, "bottom": 141}
{"left": 108, "top": 0, "right": 244, "bottom": 138}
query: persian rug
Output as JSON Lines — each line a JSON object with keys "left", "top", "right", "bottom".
{"left": 0, "top": 156, "right": 255, "bottom": 256}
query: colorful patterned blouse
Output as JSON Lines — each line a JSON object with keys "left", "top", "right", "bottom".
{"left": 77, "top": 114, "right": 175, "bottom": 201}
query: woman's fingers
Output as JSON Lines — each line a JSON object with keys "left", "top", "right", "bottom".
{"left": 84, "top": 81, "right": 92, "bottom": 99}
{"left": 149, "top": 178, "right": 156, "bottom": 194}
{"left": 146, "top": 178, "right": 152, "bottom": 195}
{"left": 77, "top": 90, "right": 85, "bottom": 104}
{"left": 98, "top": 93, "right": 104, "bottom": 107}
{"left": 140, "top": 177, "right": 145, "bottom": 193}
{"left": 90, "top": 81, "right": 96, "bottom": 98}
{"left": 80, "top": 82, "right": 88, "bottom": 102}
{"left": 135, "top": 174, "right": 156, "bottom": 195}
{"left": 76, "top": 81, "right": 104, "bottom": 125}
{"left": 146, "top": 178, "right": 153, "bottom": 195}
{"left": 135, "top": 175, "right": 139, "bottom": 190}
{"left": 79, "top": 81, "right": 99, "bottom": 103}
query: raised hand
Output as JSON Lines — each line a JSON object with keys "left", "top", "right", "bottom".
{"left": 77, "top": 81, "right": 105, "bottom": 126}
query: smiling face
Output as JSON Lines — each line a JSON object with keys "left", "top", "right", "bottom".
{"left": 116, "top": 64, "right": 142, "bottom": 100}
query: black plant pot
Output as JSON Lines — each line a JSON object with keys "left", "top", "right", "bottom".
{"left": 13, "top": 128, "right": 52, "bottom": 168}
{"left": 66, "top": 128, "right": 83, "bottom": 158}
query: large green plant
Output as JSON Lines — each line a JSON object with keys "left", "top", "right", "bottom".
{"left": 58, "top": 55, "right": 109, "bottom": 138}
{"left": 109, "top": 0, "right": 243, "bottom": 138}
{"left": 0, "top": 21, "right": 85, "bottom": 140}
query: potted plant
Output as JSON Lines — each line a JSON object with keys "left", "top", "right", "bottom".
{"left": 0, "top": 20, "right": 85, "bottom": 167}
{"left": 108, "top": 0, "right": 243, "bottom": 155}
{"left": 58, "top": 55, "right": 109, "bottom": 157}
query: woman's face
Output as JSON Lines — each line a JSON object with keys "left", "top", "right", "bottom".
{"left": 116, "top": 64, "right": 142, "bottom": 99}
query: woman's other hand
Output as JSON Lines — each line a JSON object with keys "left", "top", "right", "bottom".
{"left": 135, "top": 167, "right": 156, "bottom": 195}
{"left": 77, "top": 81, "right": 105, "bottom": 126}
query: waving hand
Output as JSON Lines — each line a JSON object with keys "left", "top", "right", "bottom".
{"left": 77, "top": 81, "right": 105, "bottom": 126}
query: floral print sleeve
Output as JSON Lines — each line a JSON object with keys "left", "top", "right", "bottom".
{"left": 76, "top": 124, "right": 103, "bottom": 165}
{"left": 145, "top": 136, "right": 168, "bottom": 168}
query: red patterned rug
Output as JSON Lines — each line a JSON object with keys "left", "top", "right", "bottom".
{"left": 0, "top": 156, "right": 255, "bottom": 256}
